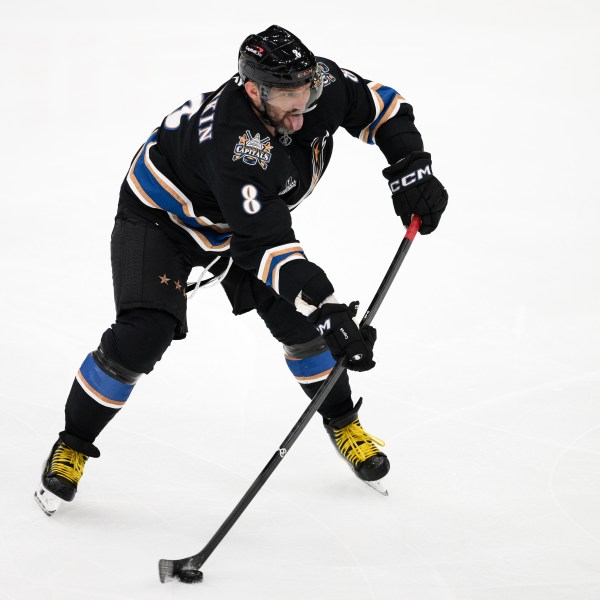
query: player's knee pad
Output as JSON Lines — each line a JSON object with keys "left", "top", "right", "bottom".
{"left": 283, "top": 336, "right": 336, "bottom": 386}
{"left": 256, "top": 295, "right": 319, "bottom": 346}
{"left": 74, "top": 347, "right": 141, "bottom": 414}
{"left": 73, "top": 309, "right": 175, "bottom": 414}
{"left": 91, "top": 345, "right": 142, "bottom": 385}
{"left": 100, "top": 308, "right": 178, "bottom": 374}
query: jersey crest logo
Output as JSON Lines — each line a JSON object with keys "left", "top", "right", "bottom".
{"left": 233, "top": 131, "right": 273, "bottom": 170}
{"left": 317, "top": 62, "right": 336, "bottom": 86}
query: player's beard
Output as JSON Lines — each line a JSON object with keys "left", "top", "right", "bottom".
{"left": 264, "top": 104, "right": 304, "bottom": 135}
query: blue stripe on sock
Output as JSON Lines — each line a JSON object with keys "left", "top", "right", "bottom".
{"left": 285, "top": 349, "right": 335, "bottom": 380}
{"left": 79, "top": 354, "right": 135, "bottom": 403}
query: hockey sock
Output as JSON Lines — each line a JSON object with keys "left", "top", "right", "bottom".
{"left": 63, "top": 351, "right": 140, "bottom": 445}
{"left": 62, "top": 309, "right": 178, "bottom": 445}
{"left": 255, "top": 296, "right": 354, "bottom": 419}
{"left": 284, "top": 340, "right": 353, "bottom": 419}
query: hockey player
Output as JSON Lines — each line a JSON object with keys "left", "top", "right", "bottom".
{"left": 35, "top": 25, "right": 448, "bottom": 515}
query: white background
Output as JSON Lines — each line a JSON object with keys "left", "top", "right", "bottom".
{"left": 1, "top": 1, "right": 599, "bottom": 598}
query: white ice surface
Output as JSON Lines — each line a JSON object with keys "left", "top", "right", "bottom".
{"left": 1, "top": 1, "right": 600, "bottom": 598}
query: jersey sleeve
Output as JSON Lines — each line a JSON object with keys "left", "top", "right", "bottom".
{"left": 332, "top": 63, "right": 425, "bottom": 164}
{"left": 209, "top": 158, "right": 334, "bottom": 308}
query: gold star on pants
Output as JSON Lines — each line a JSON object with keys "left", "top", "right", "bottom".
{"left": 159, "top": 274, "right": 171, "bottom": 285}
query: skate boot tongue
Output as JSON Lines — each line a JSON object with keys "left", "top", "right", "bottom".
{"left": 326, "top": 398, "right": 364, "bottom": 430}
{"left": 60, "top": 432, "right": 101, "bottom": 457}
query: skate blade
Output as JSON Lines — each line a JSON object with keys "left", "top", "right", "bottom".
{"left": 363, "top": 478, "right": 389, "bottom": 496}
{"left": 34, "top": 484, "right": 62, "bottom": 516}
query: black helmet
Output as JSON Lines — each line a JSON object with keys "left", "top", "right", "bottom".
{"left": 238, "top": 25, "right": 323, "bottom": 113}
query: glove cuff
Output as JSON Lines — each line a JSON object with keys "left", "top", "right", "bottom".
{"left": 382, "top": 150, "right": 432, "bottom": 180}
{"left": 305, "top": 299, "right": 347, "bottom": 323}
{"left": 296, "top": 293, "right": 339, "bottom": 317}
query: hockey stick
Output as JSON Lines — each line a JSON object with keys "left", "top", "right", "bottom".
{"left": 158, "top": 215, "right": 423, "bottom": 584}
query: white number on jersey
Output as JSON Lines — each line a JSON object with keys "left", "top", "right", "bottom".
{"left": 341, "top": 69, "right": 359, "bottom": 83}
{"left": 164, "top": 96, "right": 204, "bottom": 130}
{"left": 241, "top": 184, "right": 262, "bottom": 214}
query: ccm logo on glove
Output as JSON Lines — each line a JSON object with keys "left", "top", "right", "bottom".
{"left": 317, "top": 318, "right": 331, "bottom": 335}
{"left": 382, "top": 151, "right": 448, "bottom": 235}
{"left": 388, "top": 165, "right": 432, "bottom": 192}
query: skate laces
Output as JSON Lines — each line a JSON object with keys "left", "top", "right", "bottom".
{"left": 334, "top": 419, "right": 385, "bottom": 466}
{"left": 51, "top": 444, "right": 88, "bottom": 484}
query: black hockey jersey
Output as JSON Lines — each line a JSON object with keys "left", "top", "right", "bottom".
{"left": 123, "top": 58, "right": 423, "bottom": 308}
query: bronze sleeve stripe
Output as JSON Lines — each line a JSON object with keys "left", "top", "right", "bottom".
{"left": 128, "top": 149, "right": 162, "bottom": 209}
{"left": 169, "top": 215, "right": 231, "bottom": 250}
{"left": 143, "top": 143, "right": 231, "bottom": 234}
{"left": 371, "top": 95, "right": 403, "bottom": 141}
{"left": 259, "top": 245, "right": 304, "bottom": 283}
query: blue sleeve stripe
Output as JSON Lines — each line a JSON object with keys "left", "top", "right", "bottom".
{"left": 168, "top": 214, "right": 232, "bottom": 251}
{"left": 359, "top": 83, "right": 405, "bottom": 145}
{"left": 126, "top": 132, "right": 232, "bottom": 251}
{"left": 285, "top": 349, "right": 335, "bottom": 383}
{"left": 374, "top": 85, "right": 398, "bottom": 110}
{"left": 76, "top": 354, "right": 135, "bottom": 409}
{"left": 258, "top": 244, "right": 306, "bottom": 289}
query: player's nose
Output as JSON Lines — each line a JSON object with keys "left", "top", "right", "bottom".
{"left": 291, "top": 94, "right": 310, "bottom": 112}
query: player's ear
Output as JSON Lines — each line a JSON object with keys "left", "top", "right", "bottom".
{"left": 244, "top": 81, "right": 261, "bottom": 105}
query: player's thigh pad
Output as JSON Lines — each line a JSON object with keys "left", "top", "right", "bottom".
{"left": 111, "top": 215, "right": 190, "bottom": 339}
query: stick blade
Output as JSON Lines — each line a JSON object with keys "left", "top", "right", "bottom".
{"left": 158, "top": 559, "right": 176, "bottom": 583}
{"left": 159, "top": 557, "right": 204, "bottom": 584}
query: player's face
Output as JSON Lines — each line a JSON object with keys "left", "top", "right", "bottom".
{"left": 266, "top": 83, "right": 312, "bottom": 112}
{"left": 264, "top": 83, "right": 312, "bottom": 135}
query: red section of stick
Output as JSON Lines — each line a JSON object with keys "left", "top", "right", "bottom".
{"left": 405, "top": 215, "right": 422, "bottom": 241}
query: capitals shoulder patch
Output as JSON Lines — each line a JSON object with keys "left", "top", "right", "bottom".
{"left": 232, "top": 130, "right": 273, "bottom": 170}
{"left": 317, "top": 61, "right": 336, "bottom": 86}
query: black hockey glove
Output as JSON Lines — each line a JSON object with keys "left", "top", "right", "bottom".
{"left": 382, "top": 151, "right": 448, "bottom": 235}
{"left": 308, "top": 301, "right": 376, "bottom": 372}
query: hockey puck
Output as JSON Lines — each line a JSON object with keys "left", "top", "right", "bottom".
{"left": 175, "top": 569, "right": 204, "bottom": 584}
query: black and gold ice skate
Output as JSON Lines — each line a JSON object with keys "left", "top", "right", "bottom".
{"left": 324, "top": 399, "right": 390, "bottom": 491}
{"left": 34, "top": 438, "right": 94, "bottom": 516}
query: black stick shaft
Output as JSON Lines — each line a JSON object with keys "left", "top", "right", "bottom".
{"left": 169, "top": 216, "right": 421, "bottom": 572}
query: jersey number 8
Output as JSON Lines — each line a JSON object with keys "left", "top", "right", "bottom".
{"left": 241, "top": 184, "right": 261, "bottom": 215}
